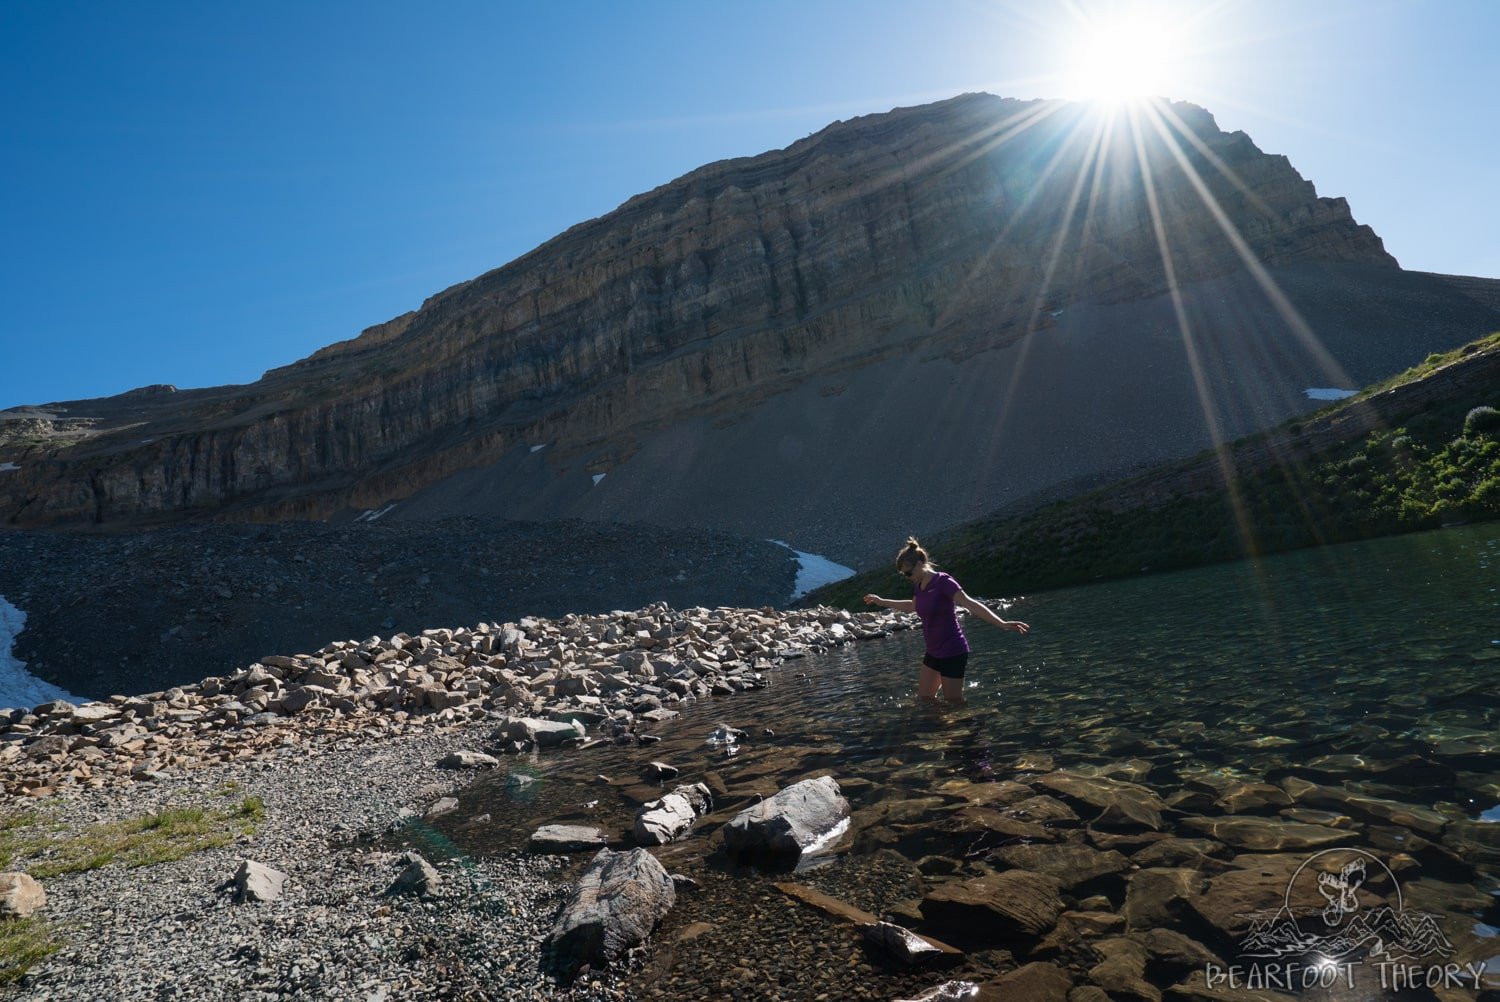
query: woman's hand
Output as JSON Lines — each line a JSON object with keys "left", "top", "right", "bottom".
{"left": 863, "top": 594, "right": 885, "bottom": 607}
{"left": 1003, "top": 620, "right": 1030, "bottom": 634}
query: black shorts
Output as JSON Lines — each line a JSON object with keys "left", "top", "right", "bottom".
{"left": 922, "top": 652, "right": 969, "bottom": 679}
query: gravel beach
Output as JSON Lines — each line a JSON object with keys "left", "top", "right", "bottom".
{"left": 2, "top": 719, "right": 617, "bottom": 1002}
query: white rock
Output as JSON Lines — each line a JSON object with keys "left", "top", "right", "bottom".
{"left": 233, "top": 860, "right": 288, "bottom": 903}
{"left": 722, "top": 776, "right": 849, "bottom": 856}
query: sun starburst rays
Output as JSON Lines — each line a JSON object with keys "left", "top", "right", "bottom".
{"left": 922, "top": 82, "right": 1368, "bottom": 562}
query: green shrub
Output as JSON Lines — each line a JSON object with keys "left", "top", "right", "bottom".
{"left": 1464, "top": 405, "right": 1500, "bottom": 437}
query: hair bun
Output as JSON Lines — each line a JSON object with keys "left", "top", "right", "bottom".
{"left": 896, "top": 536, "right": 932, "bottom": 567}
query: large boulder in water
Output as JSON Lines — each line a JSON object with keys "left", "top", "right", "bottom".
{"left": 633, "top": 783, "right": 712, "bottom": 846}
{"left": 543, "top": 848, "right": 676, "bottom": 975}
{"left": 722, "top": 776, "right": 849, "bottom": 856}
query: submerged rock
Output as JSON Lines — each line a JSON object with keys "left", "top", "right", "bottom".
{"left": 989, "top": 843, "right": 1130, "bottom": 891}
{"left": 1143, "top": 928, "right": 1222, "bottom": 972}
{"left": 1187, "top": 853, "right": 1378, "bottom": 940}
{"left": 919, "top": 869, "right": 1065, "bottom": 945}
{"left": 1129, "top": 837, "right": 1227, "bottom": 868}
{"left": 1214, "top": 783, "right": 1293, "bottom": 814}
{"left": 544, "top": 848, "right": 675, "bottom": 976}
{"left": 1179, "top": 816, "right": 1357, "bottom": 852}
{"left": 989, "top": 962, "right": 1072, "bottom": 1001}
{"left": 774, "top": 881, "right": 878, "bottom": 925}
{"left": 721, "top": 775, "right": 849, "bottom": 856}
{"left": 1122, "top": 867, "right": 1205, "bottom": 931}
{"left": 1034, "top": 772, "right": 1164, "bottom": 831}
{"left": 1087, "top": 937, "right": 1159, "bottom": 1002}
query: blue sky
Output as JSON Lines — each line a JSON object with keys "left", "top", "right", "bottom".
{"left": 3, "top": 0, "right": 1497, "bottom": 408}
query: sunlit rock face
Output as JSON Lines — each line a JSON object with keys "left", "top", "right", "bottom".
{"left": 0, "top": 93, "right": 1493, "bottom": 553}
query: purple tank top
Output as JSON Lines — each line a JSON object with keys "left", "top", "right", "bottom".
{"left": 914, "top": 571, "right": 969, "bottom": 658}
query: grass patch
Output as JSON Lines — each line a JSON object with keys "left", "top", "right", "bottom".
{"left": 0, "top": 917, "right": 60, "bottom": 987}
{"left": 0, "top": 797, "right": 264, "bottom": 880}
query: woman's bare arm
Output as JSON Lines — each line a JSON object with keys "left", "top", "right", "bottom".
{"left": 957, "top": 591, "right": 1029, "bottom": 633}
{"left": 863, "top": 594, "right": 915, "bottom": 612}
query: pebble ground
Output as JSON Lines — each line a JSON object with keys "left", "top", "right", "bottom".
{"left": 5, "top": 720, "right": 629, "bottom": 1002}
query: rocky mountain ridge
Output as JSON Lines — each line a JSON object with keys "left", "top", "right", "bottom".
{"left": 2, "top": 92, "right": 1452, "bottom": 547}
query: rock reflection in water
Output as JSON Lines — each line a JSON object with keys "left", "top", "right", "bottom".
{"left": 436, "top": 524, "right": 1500, "bottom": 1000}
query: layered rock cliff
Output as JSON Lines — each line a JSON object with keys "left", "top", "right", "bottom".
{"left": 0, "top": 93, "right": 1475, "bottom": 540}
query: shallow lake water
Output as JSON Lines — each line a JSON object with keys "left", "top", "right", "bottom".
{"left": 420, "top": 523, "right": 1500, "bottom": 1001}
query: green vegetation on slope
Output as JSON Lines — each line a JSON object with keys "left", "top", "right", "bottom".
{"left": 815, "top": 332, "right": 1500, "bottom": 606}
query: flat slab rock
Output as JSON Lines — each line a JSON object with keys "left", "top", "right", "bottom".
{"left": 893, "top": 980, "right": 993, "bottom": 1002}
{"left": 721, "top": 775, "right": 849, "bottom": 855}
{"left": 989, "top": 962, "right": 1073, "bottom": 1002}
{"left": 1034, "top": 772, "right": 1164, "bottom": 831}
{"left": 1179, "top": 815, "right": 1357, "bottom": 852}
{"left": 498, "top": 717, "right": 586, "bottom": 747}
{"left": 529, "top": 825, "right": 610, "bottom": 853}
{"left": 919, "top": 869, "right": 1065, "bottom": 944}
{"left": 1123, "top": 867, "right": 1207, "bottom": 931}
{"left": 544, "top": 847, "right": 675, "bottom": 975}
{"left": 989, "top": 843, "right": 1130, "bottom": 890}
{"left": 775, "top": 881, "right": 879, "bottom": 925}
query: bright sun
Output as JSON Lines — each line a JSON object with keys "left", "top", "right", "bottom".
{"left": 1065, "top": 11, "right": 1185, "bottom": 104}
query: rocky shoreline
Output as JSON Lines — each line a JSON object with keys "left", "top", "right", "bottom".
{"left": 0, "top": 602, "right": 911, "bottom": 999}
{"left": 1, "top": 602, "right": 899, "bottom": 799}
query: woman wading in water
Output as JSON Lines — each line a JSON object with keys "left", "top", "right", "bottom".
{"left": 863, "top": 538, "right": 1028, "bottom": 705}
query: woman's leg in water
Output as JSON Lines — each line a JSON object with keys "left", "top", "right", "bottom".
{"left": 917, "top": 665, "right": 942, "bottom": 703}
{"left": 938, "top": 675, "right": 967, "bottom": 705}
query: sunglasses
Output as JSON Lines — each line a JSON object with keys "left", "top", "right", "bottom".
{"left": 898, "top": 567, "right": 914, "bottom": 578}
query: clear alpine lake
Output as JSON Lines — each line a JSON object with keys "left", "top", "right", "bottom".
{"left": 407, "top": 522, "right": 1500, "bottom": 1001}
